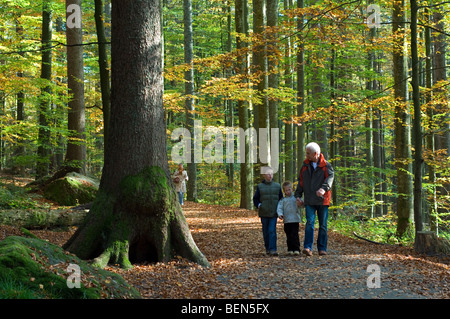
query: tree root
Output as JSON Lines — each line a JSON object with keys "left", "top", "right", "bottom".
{"left": 353, "top": 231, "right": 385, "bottom": 245}
{"left": 63, "top": 166, "right": 210, "bottom": 269}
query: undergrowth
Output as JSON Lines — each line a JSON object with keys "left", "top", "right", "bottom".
{"left": 330, "top": 212, "right": 416, "bottom": 247}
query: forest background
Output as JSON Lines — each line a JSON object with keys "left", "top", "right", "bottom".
{"left": 0, "top": 0, "right": 449, "bottom": 246}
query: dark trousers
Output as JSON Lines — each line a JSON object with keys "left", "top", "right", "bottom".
{"left": 283, "top": 223, "right": 300, "bottom": 252}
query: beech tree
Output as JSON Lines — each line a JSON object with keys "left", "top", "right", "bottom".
{"left": 235, "top": 0, "right": 252, "bottom": 209}
{"left": 184, "top": 0, "right": 197, "bottom": 202}
{"left": 392, "top": 0, "right": 413, "bottom": 236}
{"left": 65, "top": 0, "right": 86, "bottom": 173}
{"left": 36, "top": 0, "right": 52, "bottom": 179}
{"left": 63, "top": 0, "right": 209, "bottom": 269}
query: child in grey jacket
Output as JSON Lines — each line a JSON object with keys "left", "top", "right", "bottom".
{"left": 277, "top": 181, "right": 301, "bottom": 255}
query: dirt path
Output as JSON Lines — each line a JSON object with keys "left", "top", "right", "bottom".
{"left": 114, "top": 202, "right": 450, "bottom": 299}
{"left": 1, "top": 201, "right": 449, "bottom": 300}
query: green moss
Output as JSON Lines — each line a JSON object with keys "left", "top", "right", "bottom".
{"left": 119, "top": 166, "right": 176, "bottom": 216}
{"left": 0, "top": 236, "right": 140, "bottom": 299}
{"left": 65, "top": 166, "right": 194, "bottom": 269}
{"left": 43, "top": 173, "right": 99, "bottom": 206}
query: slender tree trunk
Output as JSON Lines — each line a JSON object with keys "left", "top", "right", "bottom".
{"left": 14, "top": 18, "right": 25, "bottom": 175}
{"left": 432, "top": 9, "right": 449, "bottom": 154}
{"left": 253, "top": 0, "right": 269, "bottom": 180}
{"left": 330, "top": 48, "right": 337, "bottom": 207}
{"left": 296, "top": 0, "right": 305, "bottom": 175}
{"left": 283, "top": 0, "right": 294, "bottom": 184}
{"left": 393, "top": 0, "right": 413, "bottom": 236}
{"left": 64, "top": 0, "right": 209, "bottom": 269}
{"left": 424, "top": 7, "right": 438, "bottom": 234}
{"left": 236, "top": 0, "right": 252, "bottom": 208}
{"left": 432, "top": 7, "right": 449, "bottom": 222}
{"left": 184, "top": 0, "right": 197, "bottom": 202}
{"left": 94, "top": 0, "right": 111, "bottom": 154}
{"left": 267, "top": 0, "right": 279, "bottom": 180}
{"left": 225, "top": 1, "right": 234, "bottom": 187}
{"left": 365, "top": 22, "right": 376, "bottom": 218}
{"left": 410, "top": 0, "right": 423, "bottom": 233}
{"left": 65, "top": 0, "right": 86, "bottom": 174}
{"left": 36, "top": 0, "right": 52, "bottom": 180}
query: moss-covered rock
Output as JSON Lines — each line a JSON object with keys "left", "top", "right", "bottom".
{"left": 0, "top": 236, "right": 141, "bottom": 299}
{"left": 43, "top": 172, "right": 99, "bottom": 206}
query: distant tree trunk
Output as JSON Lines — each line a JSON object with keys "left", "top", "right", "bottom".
{"left": 184, "top": 0, "right": 197, "bottom": 202}
{"left": 432, "top": 9, "right": 449, "bottom": 154}
{"left": 424, "top": 7, "right": 438, "bottom": 234}
{"left": 36, "top": 0, "right": 52, "bottom": 180}
{"left": 410, "top": 0, "right": 423, "bottom": 233}
{"left": 373, "top": 110, "right": 384, "bottom": 216}
{"left": 432, "top": 7, "right": 449, "bottom": 223}
{"left": 393, "top": 0, "right": 413, "bottom": 236}
{"left": 365, "top": 25, "right": 375, "bottom": 218}
{"left": 253, "top": 0, "right": 268, "bottom": 180}
{"left": 65, "top": 0, "right": 86, "bottom": 174}
{"left": 296, "top": 0, "right": 306, "bottom": 175}
{"left": 64, "top": 0, "right": 209, "bottom": 269}
{"left": 14, "top": 18, "right": 25, "bottom": 175}
{"left": 94, "top": 0, "right": 111, "bottom": 154}
{"left": 225, "top": 1, "right": 234, "bottom": 187}
{"left": 267, "top": 0, "right": 279, "bottom": 181}
{"left": 236, "top": 0, "right": 253, "bottom": 208}
{"left": 330, "top": 48, "right": 337, "bottom": 207}
{"left": 283, "top": 0, "right": 294, "bottom": 183}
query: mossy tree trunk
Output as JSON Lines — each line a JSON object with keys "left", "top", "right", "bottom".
{"left": 63, "top": 0, "right": 209, "bottom": 269}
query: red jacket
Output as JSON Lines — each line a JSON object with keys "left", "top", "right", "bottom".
{"left": 294, "top": 153, "right": 334, "bottom": 206}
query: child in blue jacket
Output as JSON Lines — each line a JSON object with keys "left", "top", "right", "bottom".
{"left": 277, "top": 181, "right": 301, "bottom": 255}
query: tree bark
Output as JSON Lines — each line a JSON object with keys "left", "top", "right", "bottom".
{"left": 365, "top": 24, "right": 376, "bottom": 218}
{"left": 184, "top": 0, "right": 197, "bottom": 202}
{"left": 296, "top": 0, "right": 305, "bottom": 176}
{"left": 0, "top": 208, "right": 88, "bottom": 229}
{"left": 410, "top": 0, "right": 423, "bottom": 233}
{"left": 432, "top": 9, "right": 449, "bottom": 154}
{"left": 283, "top": 0, "right": 294, "bottom": 184}
{"left": 235, "top": 0, "right": 253, "bottom": 209}
{"left": 65, "top": 0, "right": 86, "bottom": 174}
{"left": 424, "top": 7, "right": 438, "bottom": 234}
{"left": 14, "top": 18, "right": 26, "bottom": 175}
{"left": 267, "top": 0, "right": 279, "bottom": 180}
{"left": 253, "top": 0, "right": 269, "bottom": 180}
{"left": 94, "top": 0, "right": 111, "bottom": 154}
{"left": 393, "top": 0, "right": 413, "bottom": 236}
{"left": 415, "top": 231, "right": 438, "bottom": 255}
{"left": 63, "top": 0, "right": 209, "bottom": 269}
{"left": 432, "top": 7, "right": 449, "bottom": 224}
{"left": 36, "top": 0, "right": 52, "bottom": 180}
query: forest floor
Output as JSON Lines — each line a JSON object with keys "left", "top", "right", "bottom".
{"left": 1, "top": 200, "right": 449, "bottom": 300}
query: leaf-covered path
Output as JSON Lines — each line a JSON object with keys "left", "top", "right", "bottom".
{"left": 1, "top": 201, "right": 449, "bottom": 299}
{"left": 112, "top": 202, "right": 450, "bottom": 299}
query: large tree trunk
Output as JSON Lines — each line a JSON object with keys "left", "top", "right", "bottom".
{"left": 63, "top": 0, "right": 209, "bottom": 269}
